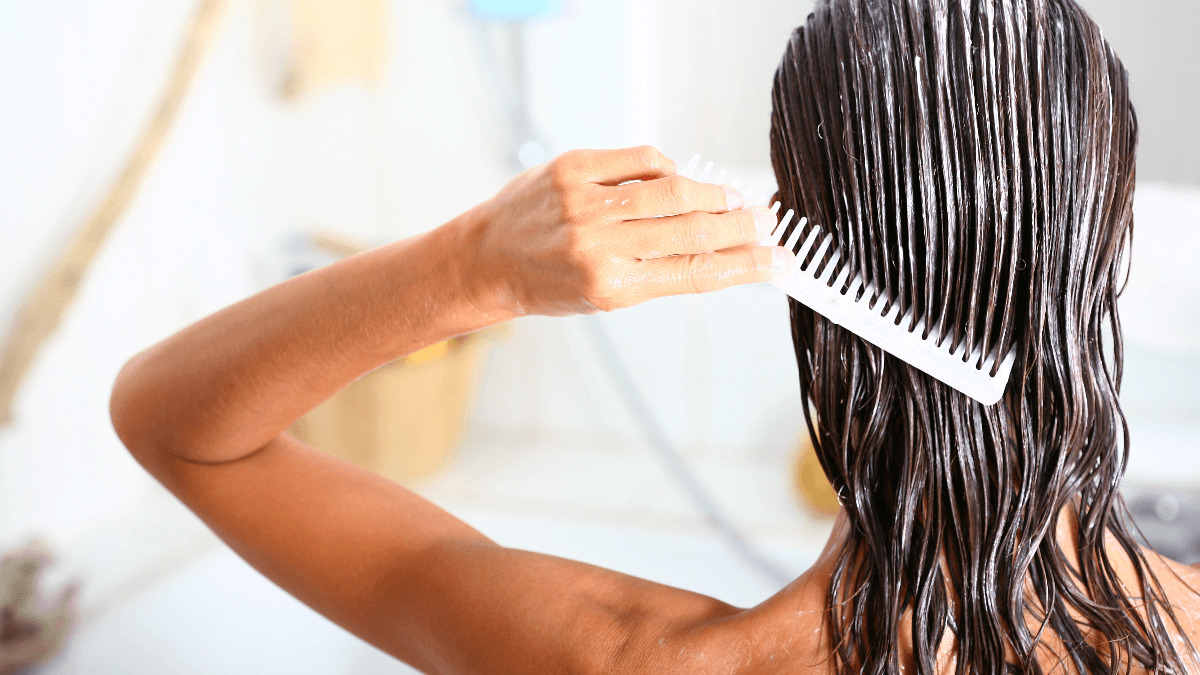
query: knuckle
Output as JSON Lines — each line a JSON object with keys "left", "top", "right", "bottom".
{"left": 686, "top": 253, "right": 718, "bottom": 294}
{"left": 748, "top": 247, "right": 774, "bottom": 277}
{"left": 561, "top": 224, "right": 588, "bottom": 259}
{"left": 662, "top": 175, "right": 694, "bottom": 212}
{"left": 735, "top": 210, "right": 759, "bottom": 241}
{"left": 555, "top": 149, "right": 583, "bottom": 169}
{"left": 634, "top": 145, "right": 668, "bottom": 173}
{"left": 580, "top": 264, "right": 624, "bottom": 312}
{"left": 558, "top": 189, "right": 591, "bottom": 224}
{"left": 562, "top": 226, "right": 606, "bottom": 278}
{"left": 548, "top": 153, "right": 579, "bottom": 189}
{"left": 678, "top": 212, "right": 713, "bottom": 250}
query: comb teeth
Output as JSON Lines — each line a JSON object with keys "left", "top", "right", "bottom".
{"left": 681, "top": 155, "right": 1016, "bottom": 405}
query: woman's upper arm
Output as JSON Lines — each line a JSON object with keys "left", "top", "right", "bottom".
{"left": 133, "top": 432, "right": 736, "bottom": 674}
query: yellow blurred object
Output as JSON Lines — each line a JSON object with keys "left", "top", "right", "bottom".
{"left": 792, "top": 431, "right": 840, "bottom": 517}
{"left": 310, "top": 230, "right": 371, "bottom": 259}
{"left": 290, "top": 230, "right": 506, "bottom": 485}
{"left": 290, "top": 326, "right": 504, "bottom": 486}
{"left": 405, "top": 339, "right": 452, "bottom": 366}
{"left": 280, "top": 0, "right": 389, "bottom": 99}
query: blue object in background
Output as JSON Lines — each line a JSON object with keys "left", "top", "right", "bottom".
{"left": 466, "top": 0, "right": 558, "bottom": 22}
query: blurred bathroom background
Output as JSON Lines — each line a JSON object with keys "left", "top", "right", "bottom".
{"left": 1, "top": 1, "right": 1197, "bottom": 672}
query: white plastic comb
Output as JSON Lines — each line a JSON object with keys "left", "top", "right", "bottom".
{"left": 681, "top": 155, "right": 1016, "bottom": 405}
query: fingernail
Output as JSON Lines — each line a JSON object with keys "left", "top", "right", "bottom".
{"left": 722, "top": 186, "right": 744, "bottom": 211}
{"left": 753, "top": 207, "right": 777, "bottom": 239}
{"left": 771, "top": 247, "right": 796, "bottom": 275}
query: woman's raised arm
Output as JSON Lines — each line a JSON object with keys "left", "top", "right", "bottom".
{"left": 109, "top": 147, "right": 794, "bottom": 674}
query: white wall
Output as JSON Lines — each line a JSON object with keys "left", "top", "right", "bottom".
{"left": 0, "top": 0, "right": 296, "bottom": 545}
{"left": 644, "top": 0, "right": 1200, "bottom": 185}
{"left": 0, "top": 0, "right": 520, "bottom": 548}
{"left": 653, "top": 0, "right": 814, "bottom": 168}
{"left": 1078, "top": 0, "right": 1200, "bottom": 185}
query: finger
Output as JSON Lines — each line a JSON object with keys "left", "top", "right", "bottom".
{"left": 557, "top": 146, "right": 677, "bottom": 185}
{"left": 612, "top": 174, "right": 744, "bottom": 220}
{"left": 639, "top": 245, "right": 798, "bottom": 298}
{"left": 616, "top": 207, "right": 778, "bottom": 258}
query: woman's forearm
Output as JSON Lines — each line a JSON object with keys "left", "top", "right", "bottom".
{"left": 111, "top": 148, "right": 794, "bottom": 468}
{"left": 104, "top": 149, "right": 796, "bottom": 673}
{"left": 111, "top": 207, "right": 512, "bottom": 465}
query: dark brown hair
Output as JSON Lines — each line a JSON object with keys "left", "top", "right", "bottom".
{"left": 770, "top": 0, "right": 1197, "bottom": 672}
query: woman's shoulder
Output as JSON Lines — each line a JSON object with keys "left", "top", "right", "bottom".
{"left": 668, "top": 565, "right": 838, "bottom": 673}
{"left": 1144, "top": 548, "right": 1200, "bottom": 631}
{"left": 676, "top": 548, "right": 1200, "bottom": 674}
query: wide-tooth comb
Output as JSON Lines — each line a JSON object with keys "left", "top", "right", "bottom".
{"left": 681, "top": 155, "right": 1016, "bottom": 405}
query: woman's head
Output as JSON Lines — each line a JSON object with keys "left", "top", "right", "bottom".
{"left": 770, "top": 0, "right": 1191, "bottom": 671}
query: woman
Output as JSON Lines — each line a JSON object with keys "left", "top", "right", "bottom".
{"left": 768, "top": 0, "right": 1200, "bottom": 672}
{"left": 111, "top": 0, "right": 1200, "bottom": 672}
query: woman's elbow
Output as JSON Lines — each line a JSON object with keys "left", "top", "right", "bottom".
{"left": 109, "top": 352, "right": 157, "bottom": 461}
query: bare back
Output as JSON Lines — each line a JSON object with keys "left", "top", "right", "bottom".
{"left": 664, "top": 537, "right": 1200, "bottom": 673}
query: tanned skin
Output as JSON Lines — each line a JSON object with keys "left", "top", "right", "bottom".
{"left": 110, "top": 147, "right": 1200, "bottom": 674}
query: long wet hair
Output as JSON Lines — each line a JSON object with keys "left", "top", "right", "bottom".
{"left": 770, "top": 0, "right": 1197, "bottom": 672}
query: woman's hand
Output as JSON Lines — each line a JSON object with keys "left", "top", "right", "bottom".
{"left": 463, "top": 146, "right": 796, "bottom": 316}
